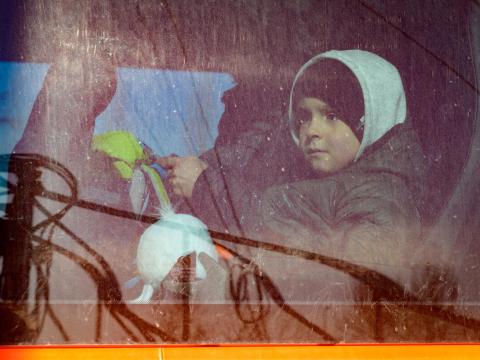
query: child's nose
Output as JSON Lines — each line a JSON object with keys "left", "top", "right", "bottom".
{"left": 305, "top": 115, "right": 331, "bottom": 138}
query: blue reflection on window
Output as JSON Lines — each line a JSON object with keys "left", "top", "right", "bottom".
{"left": 0, "top": 61, "right": 236, "bottom": 214}
{"left": 0, "top": 62, "right": 50, "bottom": 155}
{"left": 95, "top": 67, "right": 235, "bottom": 157}
{"left": 0, "top": 62, "right": 50, "bottom": 216}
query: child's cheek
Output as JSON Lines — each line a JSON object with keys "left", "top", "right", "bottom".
{"left": 332, "top": 131, "right": 359, "bottom": 160}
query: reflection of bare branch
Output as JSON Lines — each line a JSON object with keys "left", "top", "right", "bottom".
{"left": 34, "top": 200, "right": 122, "bottom": 301}
{"left": 162, "top": 0, "right": 188, "bottom": 64}
{"left": 227, "top": 248, "right": 337, "bottom": 342}
{"left": 109, "top": 310, "right": 140, "bottom": 342}
{"left": 37, "top": 183, "right": 338, "bottom": 341}
{"left": 2, "top": 154, "right": 180, "bottom": 343}
{"left": 4, "top": 153, "right": 480, "bottom": 343}
{"left": 357, "top": 0, "right": 479, "bottom": 95}
{"left": 31, "top": 202, "right": 176, "bottom": 342}
{"left": 45, "top": 303, "right": 70, "bottom": 341}
{"left": 40, "top": 184, "right": 480, "bottom": 334}
{"left": 36, "top": 179, "right": 480, "bottom": 333}
{"left": 31, "top": 234, "right": 176, "bottom": 342}
{"left": 32, "top": 259, "right": 70, "bottom": 341}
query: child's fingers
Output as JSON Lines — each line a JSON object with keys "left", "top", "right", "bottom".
{"left": 156, "top": 155, "right": 180, "bottom": 168}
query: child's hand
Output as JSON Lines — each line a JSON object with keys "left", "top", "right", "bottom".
{"left": 156, "top": 156, "right": 208, "bottom": 199}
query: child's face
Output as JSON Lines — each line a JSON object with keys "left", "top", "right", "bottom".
{"left": 296, "top": 97, "right": 360, "bottom": 173}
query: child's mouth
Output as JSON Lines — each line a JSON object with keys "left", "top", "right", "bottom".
{"left": 307, "top": 149, "right": 327, "bottom": 156}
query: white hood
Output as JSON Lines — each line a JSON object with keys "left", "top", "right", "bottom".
{"left": 289, "top": 50, "right": 407, "bottom": 159}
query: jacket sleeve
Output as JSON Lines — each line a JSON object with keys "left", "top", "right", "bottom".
{"left": 259, "top": 175, "right": 422, "bottom": 285}
{"left": 188, "top": 120, "right": 290, "bottom": 238}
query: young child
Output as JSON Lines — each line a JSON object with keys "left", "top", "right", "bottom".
{"left": 221, "top": 50, "right": 425, "bottom": 342}
{"left": 161, "top": 50, "right": 426, "bottom": 277}
{"left": 262, "top": 49, "right": 426, "bottom": 272}
{"left": 158, "top": 50, "right": 428, "bottom": 341}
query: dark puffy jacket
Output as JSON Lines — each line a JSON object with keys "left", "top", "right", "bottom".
{"left": 183, "top": 114, "right": 314, "bottom": 240}
{"left": 222, "top": 122, "right": 431, "bottom": 343}
{"left": 257, "top": 122, "right": 427, "bottom": 295}
{"left": 182, "top": 122, "right": 440, "bottom": 343}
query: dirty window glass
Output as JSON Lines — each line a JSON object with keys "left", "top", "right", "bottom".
{"left": 1, "top": 0, "right": 480, "bottom": 344}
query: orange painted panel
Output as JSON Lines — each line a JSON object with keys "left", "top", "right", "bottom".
{"left": 0, "top": 347, "right": 158, "bottom": 360}
{"left": 163, "top": 345, "right": 480, "bottom": 360}
{"left": 2, "top": 345, "right": 480, "bottom": 360}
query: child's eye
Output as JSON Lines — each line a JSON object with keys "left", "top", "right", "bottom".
{"left": 295, "top": 117, "right": 309, "bottom": 130}
{"left": 326, "top": 112, "right": 337, "bottom": 121}
{"left": 295, "top": 108, "right": 311, "bottom": 127}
